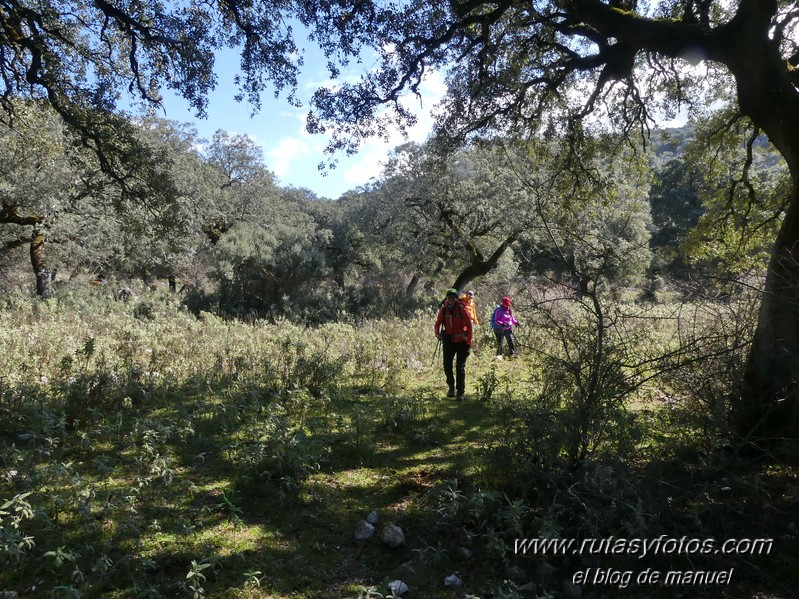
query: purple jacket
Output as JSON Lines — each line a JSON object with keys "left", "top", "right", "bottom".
{"left": 492, "top": 306, "right": 518, "bottom": 330}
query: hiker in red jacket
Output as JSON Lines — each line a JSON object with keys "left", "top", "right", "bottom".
{"left": 434, "top": 288, "right": 473, "bottom": 401}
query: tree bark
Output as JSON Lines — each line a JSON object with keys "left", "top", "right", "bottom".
{"left": 452, "top": 235, "right": 516, "bottom": 292}
{"left": 713, "top": 2, "right": 799, "bottom": 448}
{"left": 30, "top": 228, "right": 53, "bottom": 298}
{"left": 738, "top": 178, "right": 799, "bottom": 448}
{"left": 405, "top": 274, "right": 420, "bottom": 297}
{"left": 571, "top": 0, "right": 799, "bottom": 447}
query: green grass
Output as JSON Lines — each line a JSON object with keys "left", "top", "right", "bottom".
{"left": 0, "top": 291, "right": 795, "bottom": 598}
{"left": 0, "top": 295, "right": 523, "bottom": 597}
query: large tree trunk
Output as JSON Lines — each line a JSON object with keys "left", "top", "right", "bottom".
{"left": 719, "top": 1, "right": 799, "bottom": 450}
{"left": 452, "top": 235, "right": 517, "bottom": 292}
{"left": 30, "top": 228, "right": 53, "bottom": 298}
{"left": 562, "top": 0, "right": 799, "bottom": 449}
{"left": 739, "top": 178, "right": 799, "bottom": 449}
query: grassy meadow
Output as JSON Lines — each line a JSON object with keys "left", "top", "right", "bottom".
{"left": 0, "top": 287, "right": 796, "bottom": 598}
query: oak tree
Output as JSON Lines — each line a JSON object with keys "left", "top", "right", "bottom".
{"left": 4, "top": 1, "right": 799, "bottom": 444}
{"left": 378, "top": 141, "right": 531, "bottom": 293}
{"left": 304, "top": 0, "right": 799, "bottom": 447}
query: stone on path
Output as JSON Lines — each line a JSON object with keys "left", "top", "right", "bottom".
{"left": 381, "top": 524, "right": 405, "bottom": 547}
{"left": 353, "top": 520, "right": 375, "bottom": 541}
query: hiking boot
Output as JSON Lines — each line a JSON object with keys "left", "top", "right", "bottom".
{"left": 496, "top": 354, "right": 503, "bottom": 360}
{"left": 447, "top": 388, "right": 455, "bottom": 398}
{"left": 456, "top": 393, "right": 465, "bottom": 401}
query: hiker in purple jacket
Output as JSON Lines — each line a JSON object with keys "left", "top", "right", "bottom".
{"left": 491, "top": 296, "right": 519, "bottom": 359}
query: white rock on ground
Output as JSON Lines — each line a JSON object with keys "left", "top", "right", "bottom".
{"left": 381, "top": 524, "right": 405, "bottom": 547}
{"left": 387, "top": 580, "right": 409, "bottom": 596}
{"left": 353, "top": 520, "right": 375, "bottom": 540}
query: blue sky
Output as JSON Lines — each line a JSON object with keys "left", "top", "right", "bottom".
{"left": 154, "top": 43, "right": 446, "bottom": 200}
{"left": 148, "top": 33, "right": 692, "bottom": 200}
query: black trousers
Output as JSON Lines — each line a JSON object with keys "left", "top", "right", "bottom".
{"left": 495, "top": 328, "right": 516, "bottom": 356}
{"left": 442, "top": 340, "right": 470, "bottom": 394}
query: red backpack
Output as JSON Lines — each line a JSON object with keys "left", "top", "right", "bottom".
{"left": 439, "top": 300, "right": 470, "bottom": 343}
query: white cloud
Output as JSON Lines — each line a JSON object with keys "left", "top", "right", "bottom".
{"left": 343, "top": 140, "right": 385, "bottom": 185}
{"left": 262, "top": 68, "right": 448, "bottom": 195}
{"left": 267, "top": 137, "right": 310, "bottom": 177}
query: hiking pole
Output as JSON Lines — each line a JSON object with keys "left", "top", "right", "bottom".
{"left": 431, "top": 337, "right": 442, "bottom": 367}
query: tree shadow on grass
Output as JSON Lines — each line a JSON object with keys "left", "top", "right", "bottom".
{"left": 161, "top": 383, "right": 509, "bottom": 596}
{"left": 8, "top": 368, "right": 796, "bottom": 599}
{"left": 630, "top": 452, "right": 799, "bottom": 598}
